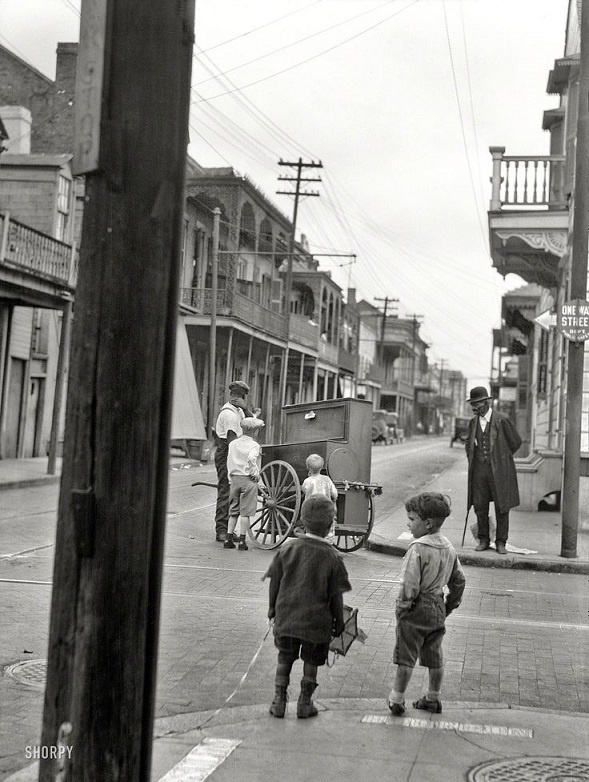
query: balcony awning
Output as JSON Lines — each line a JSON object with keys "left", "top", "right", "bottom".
{"left": 547, "top": 53, "right": 580, "bottom": 94}
{"left": 542, "top": 107, "right": 565, "bottom": 130}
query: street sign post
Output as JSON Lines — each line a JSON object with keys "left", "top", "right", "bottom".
{"left": 557, "top": 299, "right": 589, "bottom": 341}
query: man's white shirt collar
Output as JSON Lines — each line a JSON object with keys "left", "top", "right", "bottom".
{"left": 479, "top": 407, "right": 492, "bottom": 431}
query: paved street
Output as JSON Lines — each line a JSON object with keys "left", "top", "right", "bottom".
{"left": 1, "top": 439, "right": 588, "bottom": 780}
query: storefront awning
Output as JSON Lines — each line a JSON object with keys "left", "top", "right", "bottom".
{"left": 171, "top": 317, "right": 206, "bottom": 441}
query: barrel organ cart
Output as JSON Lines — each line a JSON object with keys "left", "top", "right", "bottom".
{"left": 249, "top": 398, "right": 382, "bottom": 552}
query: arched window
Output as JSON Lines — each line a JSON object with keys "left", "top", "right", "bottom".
{"left": 321, "top": 288, "right": 328, "bottom": 335}
{"left": 259, "top": 217, "right": 273, "bottom": 255}
{"left": 239, "top": 202, "right": 256, "bottom": 250}
{"left": 328, "top": 293, "right": 335, "bottom": 343}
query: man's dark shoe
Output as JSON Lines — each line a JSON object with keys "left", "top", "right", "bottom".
{"left": 496, "top": 542, "right": 507, "bottom": 555}
{"left": 474, "top": 541, "right": 490, "bottom": 552}
{"left": 388, "top": 700, "right": 405, "bottom": 716}
{"left": 216, "top": 532, "right": 227, "bottom": 542}
{"left": 413, "top": 696, "right": 442, "bottom": 713}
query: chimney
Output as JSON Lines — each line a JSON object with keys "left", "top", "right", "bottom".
{"left": 0, "top": 106, "right": 32, "bottom": 154}
{"left": 347, "top": 287, "right": 356, "bottom": 306}
{"left": 55, "top": 43, "right": 78, "bottom": 97}
{"left": 52, "top": 43, "right": 78, "bottom": 154}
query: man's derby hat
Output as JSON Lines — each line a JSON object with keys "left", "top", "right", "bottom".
{"left": 466, "top": 386, "right": 492, "bottom": 404}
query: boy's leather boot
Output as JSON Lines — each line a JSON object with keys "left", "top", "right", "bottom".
{"left": 237, "top": 535, "right": 248, "bottom": 551}
{"left": 269, "top": 676, "right": 289, "bottom": 718}
{"left": 223, "top": 533, "right": 236, "bottom": 549}
{"left": 297, "top": 677, "right": 318, "bottom": 718}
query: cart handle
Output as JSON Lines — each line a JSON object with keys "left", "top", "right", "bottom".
{"left": 333, "top": 480, "right": 382, "bottom": 496}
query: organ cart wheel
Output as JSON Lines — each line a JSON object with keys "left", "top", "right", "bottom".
{"left": 247, "top": 460, "right": 302, "bottom": 549}
{"left": 333, "top": 492, "right": 374, "bottom": 553}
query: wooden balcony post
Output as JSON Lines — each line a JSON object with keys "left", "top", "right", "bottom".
{"left": 489, "top": 146, "right": 506, "bottom": 210}
{"left": 47, "top": 297, "right": 73, "bottom": 475}
{"left": 208, "top": 207, "right": 220, "bottom": 439}
{"left": 0, "top": 211, "right": 9, "bottom": 261}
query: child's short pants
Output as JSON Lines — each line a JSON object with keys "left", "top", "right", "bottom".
{"left": 229, "top": 475, "right": 258, "bottom": 517}
{"left": 394, "top": 593, "right": 446, "bottom": 668}
{"left": 275, "top": 635, "right": 330, "bottom": 667}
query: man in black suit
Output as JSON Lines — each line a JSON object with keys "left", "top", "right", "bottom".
{"left": 465, "top": 387, "right": 522, "bottom": 555}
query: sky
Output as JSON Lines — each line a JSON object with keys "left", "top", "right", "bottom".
{"left": 0, "top": 0, "right": 568, "bottom": 385}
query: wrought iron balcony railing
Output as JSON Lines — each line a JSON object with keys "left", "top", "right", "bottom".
{"left": 0, "top": 212, "right": 78, "bottom": 285}
{"left": 179, "top": 287, "right": 288, "bottom": 338}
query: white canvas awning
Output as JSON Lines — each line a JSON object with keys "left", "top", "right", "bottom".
{"left": 171, "top": 317, "right": 206, "bottom": 441}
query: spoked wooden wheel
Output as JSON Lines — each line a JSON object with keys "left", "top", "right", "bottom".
{"left": 247, "top": 460, "right": 302, "bottom": 549}
{"left": 333, "top": 493, "right": 374, "bottom": 553}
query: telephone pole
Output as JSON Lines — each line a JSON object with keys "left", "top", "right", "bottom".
{"left": 277, "top": 157, "right": 322, "bottom": 405}
{"left": 374, "top": 296, "right": 399, "bottom": 363}
{"left": 561, "top": 2, "right": 589, "bottom": 559}
{"left": 39, "top": 1, "right": 196, "bottom": 779}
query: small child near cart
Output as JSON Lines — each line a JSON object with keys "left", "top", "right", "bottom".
{"left": 224, "top": 417, "right": 265, "bottom": 551}
{"left": 387, "top": 492, "right": 466, "bottom": 715}
{"left": 292, "top": 453, "right": 338, "bottom": 538}
{"left": 265, "top": 495, "right": 351, "bottom": 718}
{"left": 302, "top": 454, "right": 338, "bottom": 502}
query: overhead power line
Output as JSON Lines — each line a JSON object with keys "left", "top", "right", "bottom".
{"left": 194, "top": 0, "right": 421, "bottom": 104}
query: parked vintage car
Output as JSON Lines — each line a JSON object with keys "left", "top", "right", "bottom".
{"left": 371, "top": 409, "right": 399, "bottom": 445}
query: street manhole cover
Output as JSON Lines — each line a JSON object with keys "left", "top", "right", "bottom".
{"left": 468, "top": 756, "right": 589, "bottom": 781}
{"left": 5, "top": 659, "right": 47, "bottom": 689}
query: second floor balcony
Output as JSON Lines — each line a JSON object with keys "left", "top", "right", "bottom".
{"left": 488, "top": 147, "right": 569, "bottom": 288}
{"left": 180, "top": 287, "right": 288, "bottom": 339}
{"left": 0, "top": 212, "right": 77, "bottom": 308}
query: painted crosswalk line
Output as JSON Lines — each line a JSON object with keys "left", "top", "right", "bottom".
{"left": 362, "top": 715, "right": 533, "bottom": 737}
{"left": 157, "top": 738, "right": 241, "bottom": 781}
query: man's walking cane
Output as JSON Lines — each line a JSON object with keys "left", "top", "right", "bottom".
{"left": 460, "top": 508, "right": 470, "bottom": 547}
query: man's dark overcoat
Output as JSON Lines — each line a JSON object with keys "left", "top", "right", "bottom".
{"left": 465, "top": 410, "right": 522, "bottom": 514}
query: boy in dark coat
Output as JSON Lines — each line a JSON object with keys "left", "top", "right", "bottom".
{"left": 465, "top": 386, "right": 522, "bottom": 555}
{"left": 264, "top": 495, "right": 351, "bottom": 719}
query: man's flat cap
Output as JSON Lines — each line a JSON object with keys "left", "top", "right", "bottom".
{"left": 229, "top": 380, "right": 250, "bottom": 394}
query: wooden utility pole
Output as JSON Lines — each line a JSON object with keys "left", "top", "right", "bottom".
{"left": 277, "top": 157, "right": 322, "bottom": 405}
{"left": 374, "top": 296, "right": 399, "bottom": 363}
{"left": 561, "top": 3, "right": 589, "bottom": 559}
{"left": 39, "top": 1, "right": 196, "bottom": 779}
